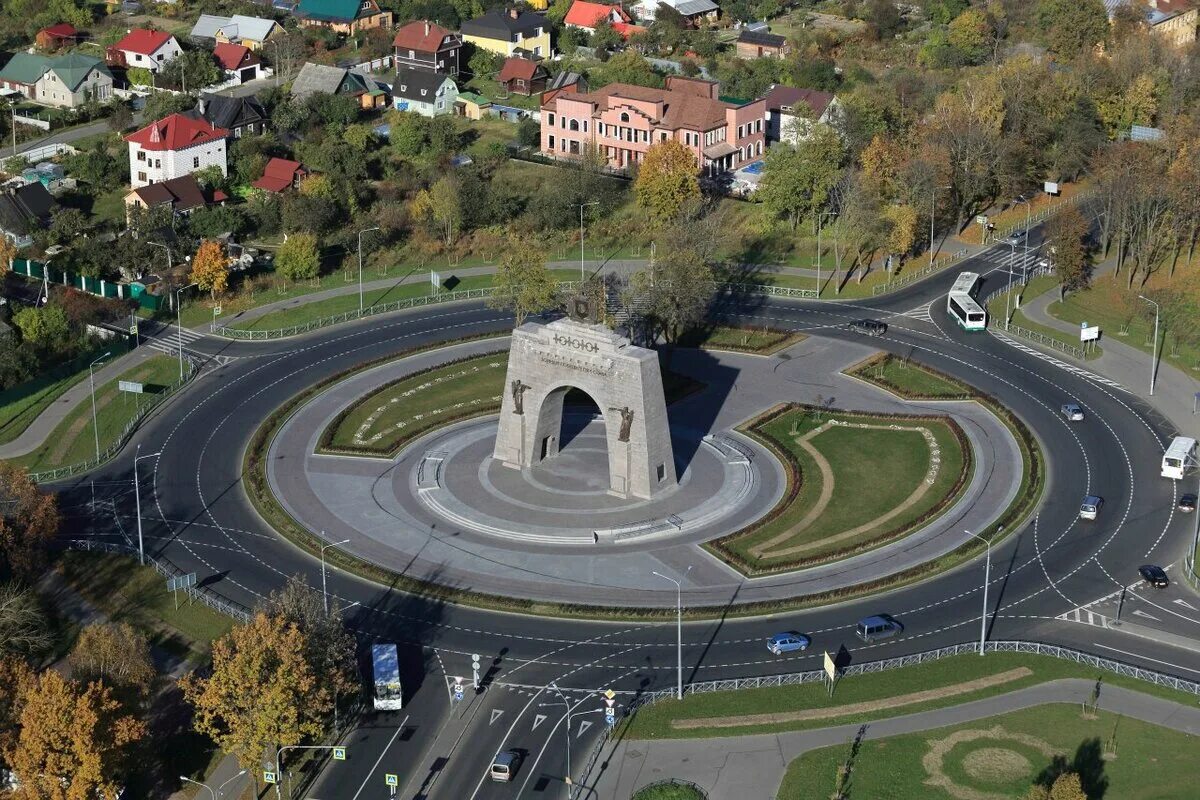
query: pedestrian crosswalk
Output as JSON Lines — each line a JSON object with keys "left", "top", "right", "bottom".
{"left": 900, "top": 302, "right": 935, "bottom": 324}
{"left": 1056, "top": 606, "right": 1112, "bottom": 629}
{"left": 140, "top": 325, "right": 236, "bottom": 366}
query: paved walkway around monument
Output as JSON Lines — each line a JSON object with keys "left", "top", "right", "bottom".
{"left": 266, "top": 334, "right": 1024, "bottom": 608}
{"left": 589, "top": 679, "right": 1200, "bottom": 799}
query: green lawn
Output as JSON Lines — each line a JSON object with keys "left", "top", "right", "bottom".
{"left": 0, "top": 352, "right": 106, "bottom": 447}
{"left": 9, "top": 355, "right": 179, "bottom": 472}
{"left": 678, "top": 325, "right": 806, "bottom": 355}
{"left": 777, "top": 703, "right": 1196, "bottom": 800}
{"left": 710, "top": 407, "right": 969, "bottom": 573}
{"left": 849, "top": 353, "right": 973, "bottom": 399}
{"left": 229, "top": 270, "right": 577, "bottom": 332}
{"left": 632, "top": 783, "right": 708, "bottom": 800}
{"left": 985, "top": 275, "right": 1101, "bottom": 360}
{"left": 465, "top": 77, "right": 541, "bottom": 110}
{"left": 56, "top": 550, "right": 234, "bottom": 663}
{"left": 622, "top": 651, "right": 1200, "bottom": 741}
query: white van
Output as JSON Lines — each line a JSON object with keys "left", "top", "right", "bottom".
{"left": 1162, "top": 437, "right": 1197, "bottom": 480}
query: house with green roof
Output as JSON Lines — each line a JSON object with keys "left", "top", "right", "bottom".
{"left": 296, "top": 0, "right": 391, "bottom": 35}
{"left": 0, "top": 51, "right": 112, "bottom": 108}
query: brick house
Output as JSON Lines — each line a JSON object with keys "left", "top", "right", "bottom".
{"left": 540, "top": 76, "right": 765, "bottom": 174}
{"left": 125, "top": 113, "right": 228, "bottom": 189}
{"left": 735, "top": 29, "right": 789, "bottom": 59}
{"left": 392, "top": 20, "right": 462, "bottom": 76}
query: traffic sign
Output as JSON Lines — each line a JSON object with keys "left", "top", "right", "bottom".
{"left": 214, "top": 305, "right": 222, "bottom": 316}
{"left": 605, "top": 709, "right": 616, "bottom": 726}
{"left": 385, "top": 774, "right": 398, "bottom": 787}
{"left": 118, "top": 380, "right": 144, "bottom": 394}
{"left": 603, "top": 689, "right": 615, "bottom": 700}
{"left": 333, "top": 747, "right": 346, "bottom": 761}
{"left": 263, "top": 770, "right": 277, "bottom": 784}
{"left": 453, "top": 684, "right": 464, "bottom": 702}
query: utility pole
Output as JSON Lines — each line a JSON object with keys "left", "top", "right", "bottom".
{"left": 358, "top": 227, "right": 380, "bottom": 314}
{"left": 652, "top": 567, "right": 691, "bottom": 699}
{"left": 133, "top": 447, "right": 161, "bottom": 565}
{"left": 1138, "top": 295, "right": 1159, "bottom": 396}
{"left": 964, "top": 530, "right": 992, "bottom": 656}
{"left": 88, "top": 351, "right": 112, "bottom": 461}
{"left": 573, "top": 201, "right": 600, "bottom": 280}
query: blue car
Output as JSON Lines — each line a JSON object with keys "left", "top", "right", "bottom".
{"left": 767, "top": 631, "right": 811, "bottom": 655}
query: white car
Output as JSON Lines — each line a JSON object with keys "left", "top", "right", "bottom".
{"left": 1061, "top": 403, "right": 1084, "bottom": 422}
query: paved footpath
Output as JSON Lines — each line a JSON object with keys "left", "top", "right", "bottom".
{"left": 1018, "top": 264, "right": 1200, "bottom": 436}
{"left": 589, "top": 679, "right": 1200, "bottom": 799}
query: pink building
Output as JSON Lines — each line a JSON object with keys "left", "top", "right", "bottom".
{"left": 540, "top": 76, "right": 766, "bottom": 175}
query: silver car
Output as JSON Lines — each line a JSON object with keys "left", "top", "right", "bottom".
{"left": 1061, "top": 403, "right": 1084, "bottom": 422}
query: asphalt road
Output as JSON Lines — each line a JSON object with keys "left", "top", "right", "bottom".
{"left": 49, "top": 231, "right": 1200, "bottom": 799}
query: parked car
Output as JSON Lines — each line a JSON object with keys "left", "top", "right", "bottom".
{"left": 767, "top": 631, "right": 812, "bottom": 654}
{"left": 848, "top": 319, "right": 888, "bottom": 336}
{"left": 1061, "top": 403, "right": 1085, "bottom": 422}
{"left": 1138, "top": 564, "right": 1169, "bottom": 588}
{"left": 856, "top": 614, "right": 903, "bottom": 642}
{"left": 490, "top": 750, "right": 523, "bottom": 782}
{"left": 1079, "top": 495, "right": 1103, "bottom": 520}
{"left": 1178, "top": 493, "right": 1197, "bottom": 513}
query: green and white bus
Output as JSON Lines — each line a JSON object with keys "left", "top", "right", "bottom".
{"left": 947, "top": 272, "right": 987, "bottom": 331}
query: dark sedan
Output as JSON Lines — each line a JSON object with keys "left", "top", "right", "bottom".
{"left": 1138, "top": 565, "right": 1170, "bottom": 588}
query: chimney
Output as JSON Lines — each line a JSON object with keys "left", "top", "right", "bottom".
{"left": 424, "top": 21, "right": 430, "bottom": 35}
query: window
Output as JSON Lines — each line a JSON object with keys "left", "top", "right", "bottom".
{"left": 597, "top": 122, "right": 604, "bottom": 135}
{"left": 660, "top": 131, "right": 667, "bottom": 141}
{"left": 548, "top": 134, "right": 555, "bottom": 149}
{"left": 193, "top": 157, "right": 200, "bottom": 168}
{"left": 409, "top": 49, "right": 415, "bottom": 58}
{"left": 137, "top": 171, "right": 146, "bottom": 182}
{"left": 137, "top": 150, "right": 146, "bottom": 161}
{"left": 737, "top": 124, "right": 744, "bottom": 139}
{"left": 620, "top": 112, "right": 629, "bottom": 122}
{"left": 755, "top": 119, "right": 762, "bottom": 133}
{"left": 548, "top": 112, "right": 555, "bottom": 126}
{"left": 569, "top": 119, "right": 579, "bottom": 131}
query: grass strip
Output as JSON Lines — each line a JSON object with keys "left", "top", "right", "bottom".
{"left": 676, "top": 325, "right": 806, "bottom": 355}
{"left": 240, "top": 340, "right": 1044, "bottom": 621}
{"left": 622, "top": 652, "right": 1199, "bottom": 740}
{"left": 0, "top": 343, "right": 120, "bottom": 448}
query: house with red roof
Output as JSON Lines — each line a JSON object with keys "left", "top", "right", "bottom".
{"left": 393, "top": 20, "right": 462, "bottom": 76}
{"left": 125, "top": 113, "right": 228, "bottom": 188}
{"left": 564, "top": 1, "right": 632, "bottom": 34}
{"left": 498, "top": 56, "right": 549, "bottom": 96}
{"left": 35, "top": 24, "right": 79, "bottom": 51}
{"left": 110, "top": 29, "right": 182, "bottom": 73}
{"left": 213, "top": 42, "right": 263, "bottom": 85}
{"left": 252, "top": 158, "right": 310, "bottom": 193}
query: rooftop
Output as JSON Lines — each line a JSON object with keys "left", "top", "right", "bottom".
{"left": 392, "top": 20, "right": 459, "bottom": 51}
{"left": 125, "top": 113, "right": 227, "bottom": 151}
{"left": 115, "top": 28, "right": 174, "bottom": 55}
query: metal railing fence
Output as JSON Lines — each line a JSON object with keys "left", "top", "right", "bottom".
{"left": 982, "top": 190, "right": 1097, "bottom": 246}
{"left": 67, "top": 538, "right": 252, "bottom": 623}
{"left": 29, "top": 356, "right": 200, "bottom": 483}
{"left": 871, "top": 248, "right": 970, "bottom": 296}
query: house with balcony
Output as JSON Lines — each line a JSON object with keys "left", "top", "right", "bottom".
{"left": 461, "top": 8, "right": 551, "bottom": 58}
{"left": 393, "top": 20, "right": 462, "bottom": 76}
{"left": 393, "top": 67, "right": 458, "bottom": 116}
{"left": 539, "top": 76, "right": 765, "bottom": 175}
{"left": 125, "top": 113, "right": 228, "bottom": 189}
{"left": 296, "top": 0, "right": 392, "bottom": 35}
{"left": 111, "top": 29, "right": 182, "bottom": 73}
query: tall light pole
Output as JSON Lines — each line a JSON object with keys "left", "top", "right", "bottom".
{"left": 929, "top": 185, "right": 951, "bottom": 268}
{"left": 964, "top": 529, "right": 992, "bottom": 656}
{"left": 180, "top": 770, "right": 245, "bottom": 800}
{"left": 815, "top": 210, "right": 835, "bottom": 296}
{"left": 547, "top": 683, "right": 574, "bottom": 799}
{"left": 174, "top": 282, "right": 197, "bottom": 380}
{"left": 652, "top": 566, "right": 691, "bottom": 699}
{"left": 357, "top": 226, "right": 380, "bottom": 314}
{"left": 320, "top": 535, "right": 350, "bottom": 615}
{"left": 134, "top": 446, "right": 161, "bottom": 565}
{"left": 179, "top": 776, "right": 215, "bottom": 800}
{"left": 1138, "top": 295, "right": 1160, "bottom": 396}
{"left": 88, "top": 351, "right": 112, "bottom": 461}
{"left": 573, "top": 200, "right": 600, "bottom": 280}
{"left": 1005, "top": 240, "right": 1017, "bottom": 329}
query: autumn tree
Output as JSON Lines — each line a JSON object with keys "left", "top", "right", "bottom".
{"left": 634, "top": 140, "right": 700, "bottom": 226}
{"left": 757, "top": 124, "right": 844, "bottom": 231}
{"left": 883, "top": 203, "right": 919, "bottom": 266}
{"left": 275, "top": 233, "right": 321, "bottom": 283}
{"left": 1046, "top": 207, "right": 1092, "bottom": 299}
{"left": 261, "top": 575, "right": 356, "bottom": 705}
{"left": 0, "top": 463, "right": 59, "bottom": 582}
{"left": 180, "top": 612, "right": 329, "bottom": 772}
{"left": 1036, "top": 0, "right": 1109, "bottom": 57}
{"left": 69, "top": 622, "right": 155, "bottom": 701}
{"left": 189, "top": 239, "right": 229, "bottom": 300}
{"left": 486, "top": 238, "right": 561, "bottom": 327}
{"left": 0, "top": 656, "right": 33, "bottom": 773}
{"left": 1025, "top": 771, "right": 1088, "bottom": 800}
{"left": 0, "top": 583, "right": 50, "bottom": 657}
{"left": 9, "top": 670, "right": 146, "bottom": 799}
{"left": 410, "top": 176, "right": 462, "bottom": 249}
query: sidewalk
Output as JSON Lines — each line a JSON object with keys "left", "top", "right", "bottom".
{"left": 1018, "top": 269, "right": 1200, "bottom": 437}
{"left": 589, "top": 679, "right": 1200, "bottom": 799}
{"left": 0, "top": 347, "right": 159, "bottom": 460}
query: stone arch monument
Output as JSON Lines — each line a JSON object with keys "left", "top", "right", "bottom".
{"left": 492, "top": 318, "right": 677, "bottom": 499}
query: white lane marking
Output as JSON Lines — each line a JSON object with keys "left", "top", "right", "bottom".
{"left": 1131, "top": 609, "right": 1162, "bottom": 621}
{"left": 1092, "top": 643, "right": 1200, "bottom": 676}
{"left": 532, "top": 713, "right": 547, "bottom": 730}
{"left": 1174, "top": 599, "right": 1198, "bottom": 611}
{"left": 490, "top": 709, "right": 504, "bottom": 725}
{"left": 576, "top": 720, "right": 593, "bottom": 738}
{"left": 349, "top": 715, "right": 407, "bottom": 800}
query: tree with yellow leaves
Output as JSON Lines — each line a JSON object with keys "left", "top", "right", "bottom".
{"left": 0, "top": 462, "right": 60, "bottom": 582}
{"left": 69, "top": 622, "right": 155, "bottom": 702}
{"left": 0, "top": 656, "right": 34, "bottom": 774}
{"left": 634, "top": 140, "right": 700, "bottom": 227}
{"left": 189, "top": 240, "right": 229, "bottom": 300}
{"left": 8, "top": 669, "right": 146, "bottom": 800}
{"left": 883, "top": 203, "right": 919, "bottom": 265}
{"left": 179, "top": 612, "right": 329, "bottom": 773}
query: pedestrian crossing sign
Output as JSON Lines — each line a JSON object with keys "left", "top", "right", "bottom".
{"left": 264, "top": 770, "right": 277, "bottom": 784}
{"left": 333, "top": 747, "right": 346, "bottom": 761}
{"left": 385, "top": 774, "right": 398, "bottom": 787}
{"left": 214, "top": 305, "right": 222, "bottom": 316}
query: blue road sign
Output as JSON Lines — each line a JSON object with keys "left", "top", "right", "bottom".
{"left": 264, "top": 770, "right": 277, "bottom": 784}
{"left": 385, "top": 774, "right": 398, "bottom": 787}
{"left": 453, "top": 686, "right": 464, "bottom": 701}
{"left": 333, "top": 747, "right": 346, "bottom": 761}
{"left": 605, "top": 709, "right": 616, "bottom": 726}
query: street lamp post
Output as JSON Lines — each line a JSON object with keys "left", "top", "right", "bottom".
{"left": 929, "top": 185, "right": 951, "bottom": 269}
{"left": 652, "top": 567, "right": 691, "bottom": 699}
{"left": 357, "top": 227, "right": 380, "bottom": 314}
{"left": 179, "top": 776, "right": 215, "bottom": 800}
{"left": 320, "top": 535, "right": 351, "bottom": 616}
{"left": 88, "top": 351, "right": 112, "bottom": 461}
{"left": 547, "top": 683, "right": 574, "bottom": 799}
{"left": 573, "top": 201, "right": 600, "bottom": 281}
{"left": 1138, "top": 295, "right": 1160, "bottom": 396}
{"left": 1005, "top": 240, "right": 1017, "bottom": 329}
{"left": 134, "top": 446, "right": 161, "bottom": 565}
{"left": 174, "top": 282, "right": 197, "bottom": 381}
{"left": 964, "top": 530, "right": 992, "bottom": 656}
{"left": 180, "top": 770, "right": 246, "bottom": 800}
{"left": 816, "top": 210, "right": 835, "bottom": 296}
